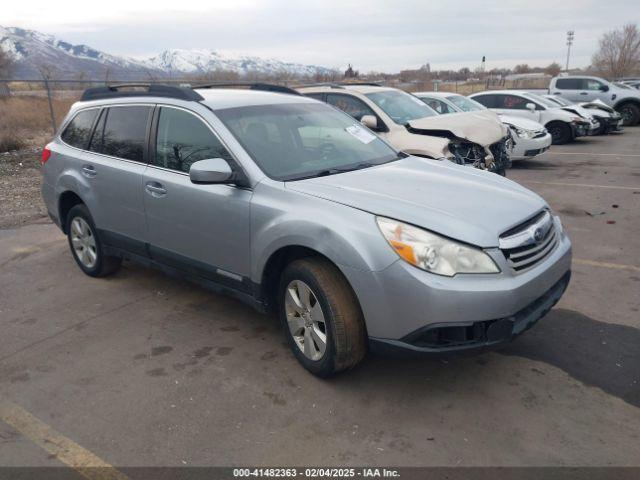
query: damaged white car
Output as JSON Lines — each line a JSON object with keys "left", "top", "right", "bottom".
{"left": 297, "top": 83, "right": 511, "bottom": 175}
{"left": 414, "top": 92, "right": 552, "bottom": 162}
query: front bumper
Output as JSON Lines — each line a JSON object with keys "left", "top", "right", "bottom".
{"left": 342, "top": 226, "right": 572, "bottom": 344}
{"left": 573, "top": 122, "right": 590, "bottom": 137}
{"left": 510, "top": 133, "right": 552, "bottom": 161}
{"left": 370, "top": 270, "right": 570, "bottom": 355}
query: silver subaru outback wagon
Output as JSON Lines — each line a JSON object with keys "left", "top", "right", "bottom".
{"left": 41, "top": 83, "right": 572, "bottom": 377}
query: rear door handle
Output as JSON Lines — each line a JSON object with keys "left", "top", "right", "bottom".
{"left": 145, "top": 181, "right": 167, "bottom": 197}
{"left": 580, "top": 92, "right": 588, "bottom": 95}
{"left": 81, "top": 165, "right": 96, "bottom": 178}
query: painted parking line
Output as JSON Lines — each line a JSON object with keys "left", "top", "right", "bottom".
{"left": 574, "top": 258, "right": 640, "bottom": 273}
{"left": 0, "top": 401, "right": 129, "bottom": 480}
{"left": 549, "top": 152, "right": 640, "bottom": 157}
{"left": 524, "top": 181, "right": 640, "bottom": 191}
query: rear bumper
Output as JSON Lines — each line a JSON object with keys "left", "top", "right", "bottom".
{"left": 369, "top": 270, "right": 570, "bottom": 356}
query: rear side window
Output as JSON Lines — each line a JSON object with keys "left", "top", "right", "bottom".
{"left": 99, "top": 106, "right": 152, "bottom": 162}
{"left": 154, "top": 107, "right": 233, "bottom": 173}
{"left": 61, "top": 109, "right": 99, "bottom": 149}
{"left": 555, "top": 78, "right": 582, "bottom": 89}
{"left": 471, "top": 94, "right": 497, "bottom": 108}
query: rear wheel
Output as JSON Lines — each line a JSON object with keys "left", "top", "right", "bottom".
{"left": 66, "top": 204, "right": 121, "bottom": 277}
{"left": 278, "top": 258, "right": 367, "bottom": 377}
{"left": 617, "top": 103, "right": 640, "bottom": 126}
{"left": 547, "top": 122, "right": 573, "bottom": 145}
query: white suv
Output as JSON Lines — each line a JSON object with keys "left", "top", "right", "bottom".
{"left": 469, "top": 90, "right": 592, "bottom": 145}
{"left": 298, "top": 83, "right": 510, "bottom": 175}
{"left": 549, "top": 75, "right": 640, "bottom": 125}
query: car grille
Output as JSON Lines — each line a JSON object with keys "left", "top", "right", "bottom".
{"left": 499, "top": 210, "right": 559, "bottom": 272}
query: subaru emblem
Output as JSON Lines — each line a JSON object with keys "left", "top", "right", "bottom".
{"left": 533, "top": 228, "right": 544, "bottom": 242}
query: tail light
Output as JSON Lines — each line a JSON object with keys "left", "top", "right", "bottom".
{"left": 41, "top": 146, "right": 52, "bottom": 165}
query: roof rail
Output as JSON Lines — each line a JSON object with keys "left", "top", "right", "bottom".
{"left": 337, "top": 82, "right": 384, "bottom": 87}
{"left": 81, "top": 83, "right": 204, "bottom": 102}
{"left": 193, "top": 82, "right": 301, "bottom": 96}
{"left": 295, "top": 82, "right": 345, "bottom": 89}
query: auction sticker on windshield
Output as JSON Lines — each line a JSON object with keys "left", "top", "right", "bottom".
{"left": 345, "top": 124, "right": 376, "bottom": 144}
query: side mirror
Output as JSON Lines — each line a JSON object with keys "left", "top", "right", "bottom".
{"left": 525, "top": 103, "right": 536, "bottom": 112}
{"left": 360, "top": 115, "right": 378, "bottom": 130}
{"left": 599, "top": 84, "right": 610, "bottom": 92}
{"left": 189, "top": 158, "right": 234, "bottom": 184}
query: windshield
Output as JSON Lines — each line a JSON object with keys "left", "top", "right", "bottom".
{"left": 548, "top": 96, "right": 573, "bottom": 107}
{"left": 215, "top": 103, "right": 400, "bottom": 181}
{"left": 524, "top": 92, "right": 560, "bottom": 109}
{"left": 446, "top": 94, "right": 486, "bottom": 112}
{"left": 365, "top": 90, "right": 437, "bottom": 124}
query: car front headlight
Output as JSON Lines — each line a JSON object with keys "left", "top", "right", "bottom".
{"left": 513, "top": 127, "right": 536, "bottom": 139}
{"left": 376, "top": 217, "right": 500, "bottom": 276}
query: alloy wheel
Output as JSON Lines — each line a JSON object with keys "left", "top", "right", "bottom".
{"left": 70, "top": 217, "right": 97, "bottom": 269}
{"left": 284, "top": 280, "right": 327, "bottom": 361}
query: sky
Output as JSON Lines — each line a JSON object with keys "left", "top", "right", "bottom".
{"left": 2, "top": 0, "right": 637, "bottom": 72}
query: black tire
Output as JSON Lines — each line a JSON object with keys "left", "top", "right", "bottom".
{"left": 547, "top": 121, "right": 573, "bottom": 145}
{"left": 278, "top": 258, "right": 367, "bottom": 377}
{"left": 66, "top": 204, "right": 121, "bottom": 277}
{"left": 617, "top": 103, "right": 640, "bottom": 126}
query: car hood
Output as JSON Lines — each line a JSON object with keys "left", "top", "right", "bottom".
{"left": 498, "top": 114, "right": 545, "bottom": 131}
{"left": 406, "top": 110, "right": 507, "bottom": 146}
{"left": 286, "top": 157, "right": 546, "bottom": 247}
{"left": 559, "top": 105, "right": 594, "bottom": 119}
{"left": 580, "top": 100, "right": 616, "bottom": 115}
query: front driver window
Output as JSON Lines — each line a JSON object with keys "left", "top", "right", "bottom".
{"left": 326, "top": 94, "right": 377, "bottom": 122}
{"left": 154, "top": 107, "right": 233, "bottom": 173}
{"left": 499, "top": 95, "right": 530, "bottom": 110}
{"left": 586, "top": 79, "right": 605, "bottom": 91}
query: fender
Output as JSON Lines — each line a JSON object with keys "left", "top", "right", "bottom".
{"left": 249, "top": 183, "right": 398, "bottom": 285}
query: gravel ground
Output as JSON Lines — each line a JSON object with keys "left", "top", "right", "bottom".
{"left": 0, "top": 148, "right": 48, "bottom": 229}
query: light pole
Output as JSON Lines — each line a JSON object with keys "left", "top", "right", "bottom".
{"left": 566, "top": 31, "right": 574, "bottom": 72}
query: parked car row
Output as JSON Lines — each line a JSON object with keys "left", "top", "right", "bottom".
{"left": 412, "top": 92, "right": 552, "bottom": 161}
{"left": 42, "top": 82, "right": 574, "bottom": 376}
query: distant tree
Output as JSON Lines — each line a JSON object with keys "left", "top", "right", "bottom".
{"left": 0, "top": 46, "right": 14, "bottom": 78}
{"left": 514, "top": 64, "right": 531, "bottom": 74}
{"left": 544, "top": 62, "right": 562, "bottom": 76}
{"left": 592, "top": 23, "right": 640, "bottom": 79}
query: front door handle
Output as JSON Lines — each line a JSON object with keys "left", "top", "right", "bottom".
{"left": 580, "top": 92, "right": 588, "bottom": 95}
{"left": 145, "top": 181, "right": 167, "bottom": 197}
{"left": 81, "top": 165, "right": 96, "bottom": 178}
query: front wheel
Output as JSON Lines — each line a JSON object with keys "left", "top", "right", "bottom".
{"left": 278, "top": 258, "right": 367, "bottom": 377}
{"left": 66, "top": 204, "right": 121, "bottom": 277}
{"left": 547, "top": 122, "right": 573, "bottom": 145}
{"left": 617, "top": 103, "right": 640, "bottom": 126}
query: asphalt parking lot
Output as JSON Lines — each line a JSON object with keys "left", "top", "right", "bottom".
{"left": 0, "top": 128, "right": 639, "bottom": 471}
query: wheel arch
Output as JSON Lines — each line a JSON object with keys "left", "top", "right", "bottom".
{"left": 613, "top": 97, "right": 640, "bottom": 110}
{"left": 58, "top": 190, "right": 87, "bottom": 234}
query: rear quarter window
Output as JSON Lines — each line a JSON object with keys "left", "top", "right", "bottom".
{"left": 60, "top": 109, "right": 99, "bottom": 149}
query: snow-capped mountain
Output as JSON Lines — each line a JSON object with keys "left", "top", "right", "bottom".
{"left": 146, "top": 48, "right": 331, "bottom": 77}
{"left": 0, "top": 26, "right": 333, "bottom": 80}
{"left": 0, "top": 26, "right": 156, "bottom": 79}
